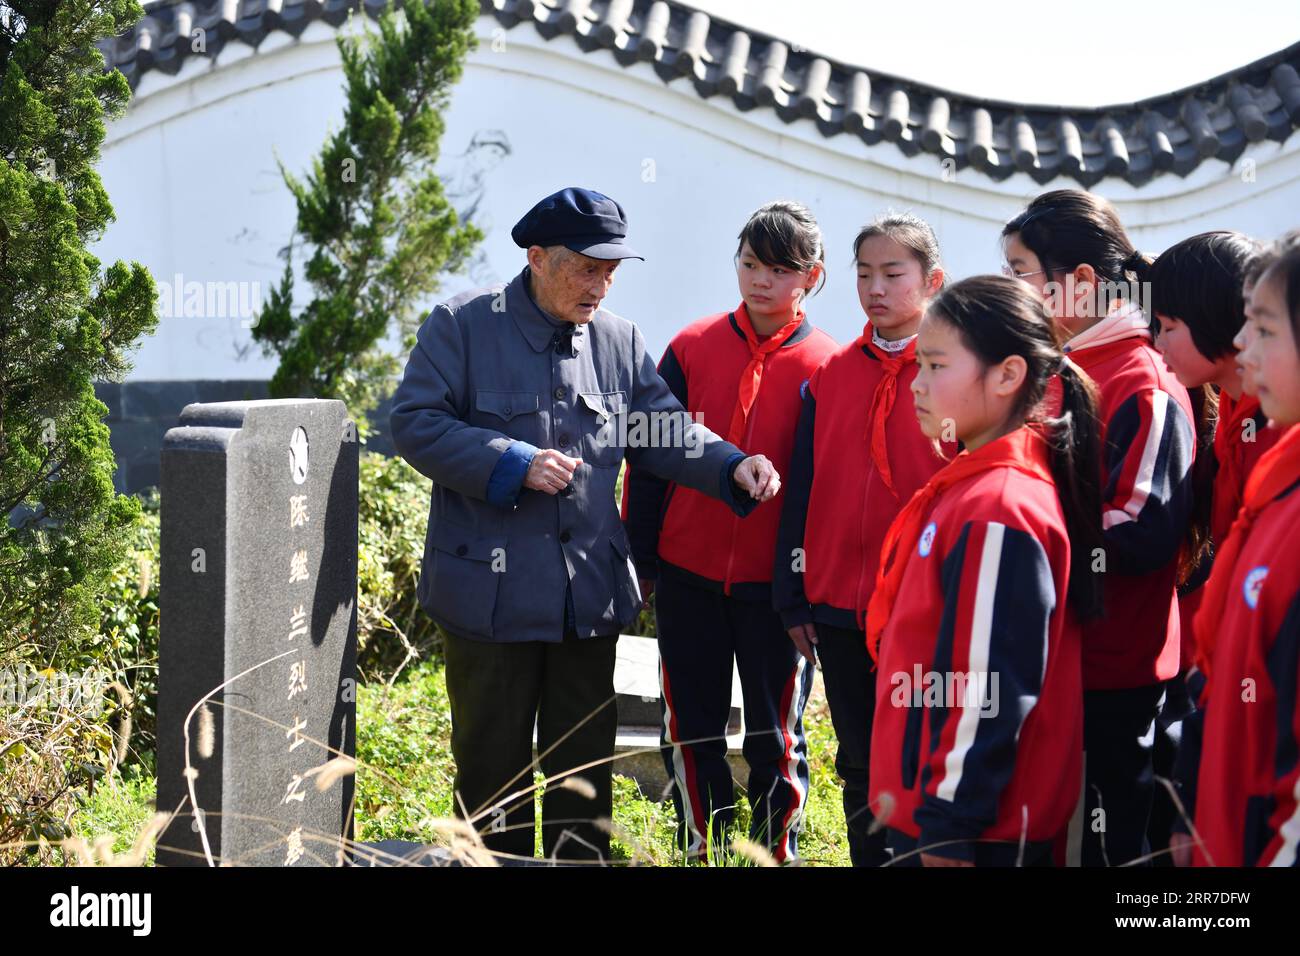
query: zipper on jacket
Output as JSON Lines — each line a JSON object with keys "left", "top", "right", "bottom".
{"left": 724, "top": 370, "right": 763, "bottom": 595}
{"left": 853, "top": 461, "right": 875, "bottom": 632}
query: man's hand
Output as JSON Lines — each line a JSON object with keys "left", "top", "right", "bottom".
{"left": 524, "top": 449, "right": 582, "bottom": 494}
{"left": 787, "top": 623, "right": 818, "bottom": 664}
{"left": 638, "top": 578, "right": 655, "bottom": 609}
{"left": 1169, "top": 831, "right": 1195, "bottom": 867}
{"left": 733, "top": 454, "right": 781, "bottom": 502}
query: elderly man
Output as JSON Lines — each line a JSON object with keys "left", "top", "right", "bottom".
{"left": 390, "top": 187, "right": 780, "bottom": 862}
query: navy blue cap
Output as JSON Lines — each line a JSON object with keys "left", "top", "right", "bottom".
{"left": 511, "top": 187, "right": 644, "bottom": 261}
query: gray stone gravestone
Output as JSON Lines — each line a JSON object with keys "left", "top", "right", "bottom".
{"left": 155, "top": 400, "right": 358, "bottom": 866}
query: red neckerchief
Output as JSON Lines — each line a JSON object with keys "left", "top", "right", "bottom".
{"left": 858, "top": 324, "right": 917, "bottom": 500}
{"left": 1211, "top": 391, "right": 1264, "bottom": 546}
{"left": 1193, "top": 423, "right": 1300, "bottom": 688}
{"left": 726, "top": 302, "right": 803, "bottom": 444}
{"left": 865, "top": 426, "right": 1055, "bottom": 661}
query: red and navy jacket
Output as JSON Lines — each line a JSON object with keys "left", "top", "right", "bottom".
{"left": 1178, "top": 393, "right": 1280, "bottom": 664}
{"left": 867, "top": 434, "right": 1083, "bottom": 859}
{"left": 772, "top": 332, "right": 952, "bottom": 630}
{"left": 1211, "top": 393, "right": 1279, "bottom": 546}
{"left": 621, "top": 304, "right": 837, "bottom": 598}
{"left": 1067, "top": 324, "right": 1196, "bottom": 689}
{"left": 1193, "top": 466, "right": 1300, "bottom": 867}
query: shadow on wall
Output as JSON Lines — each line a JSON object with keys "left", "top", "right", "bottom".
{"left": 94, "top": 381, "right": 399, "bottom": 496}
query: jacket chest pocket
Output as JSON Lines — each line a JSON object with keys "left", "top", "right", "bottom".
{"left": 475, "top": 389, "right": 542, "bottom": 443}
{"left": 576, "top": 390, "right": 627, "bottom": 469}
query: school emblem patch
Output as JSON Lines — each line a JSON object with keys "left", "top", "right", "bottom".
{"left": 918, "top": 522, "right": 937, "bottom": 557}
{"left": 1243, "top": 566, "right": 1269, "bottom": 610}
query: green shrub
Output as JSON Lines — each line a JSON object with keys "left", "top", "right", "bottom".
{"left": 0, "top": 493, "right": 155, "bottom": 866}
{"left": 94, "top": 488, "right": 160, "bottom": 768}
{"left": 356, "top": 449, "right": 443, "bottom": 678}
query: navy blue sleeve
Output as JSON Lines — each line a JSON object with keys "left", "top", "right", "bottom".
{"left": 485, "top": 440, "right": 539, "bottom": 509}
{"left": 772, "top": 385, "right": 817, "bottom": 628}
{"left": 718, "top": 452, "right": 759, "bottom": 518}
{"left": 1260, "top": 589, "right": 1300, "bottom": 866}
{"left": 623, "top": 345, "right": 687, "bottom": 575}
{"left": 916, "top": 521, "right": 1055, "bottom": 862}
{"left": 390, "top": 304, "right": 520, "bottom": 499}
{"left": 624, "top": 322, "right": 748, "bottom": 500}
{"left": 1101, "top": 389, "right": 1195, "bottom": 575}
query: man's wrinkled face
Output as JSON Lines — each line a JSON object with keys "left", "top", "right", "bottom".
{"left": 529, "top": 246, "right": 621, "bottom": 324}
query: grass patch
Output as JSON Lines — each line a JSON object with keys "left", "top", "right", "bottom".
{"left": 354, "top": 659, "right": 851, "bottom": 865}
{"left": 63, "top": 761, "right": 159, "bottom": 866}
{"left": 65, "top": 658, "right": 853, "bottom": 865}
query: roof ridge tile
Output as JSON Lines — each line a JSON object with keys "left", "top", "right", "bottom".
{"left": 108, "top": 0, "right": 1300, "bottom": 186}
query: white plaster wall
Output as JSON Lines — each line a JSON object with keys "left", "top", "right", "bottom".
{"left": 95, "top": 16, "right": 1300, "bottom": 380}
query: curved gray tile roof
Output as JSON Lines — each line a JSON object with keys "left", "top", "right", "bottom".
{"left": 102, "top": 0, "right": 1300, "bottom": 187}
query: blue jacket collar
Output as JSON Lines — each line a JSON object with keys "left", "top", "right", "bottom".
{"left": 509, "top": 266, "right": 586, "bottom": 354}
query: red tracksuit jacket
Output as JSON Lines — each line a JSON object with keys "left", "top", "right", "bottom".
{"left": 622, "top": 304, "right": 836, "bottom": 597}
{"left": 1067, "top": 325, "right": 1196, "bottom": 689}
{"left": 1178, "top": 393, "right": 1280, "bottom": 663}
{"left": 1193, "top": 463, "right": 1300, "bottom": 867}
{"left": 1211, "top": 393, "right": 1280, "bottom": 545}
{"left": 772, "top": 332, "right": 952, "bottom": 630}
{"left": 868, "top": 432, "right": 1083, "bottom": 854}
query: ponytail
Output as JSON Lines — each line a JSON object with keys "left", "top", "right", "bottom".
{"left": 1122, "top": 248, "right": 1153, "bottom": 284}
{"left": 928, "top": 275, "right": 1106, "bottom": 620}
{"left": 1002, "top": 189, "right": 1146, "bottom": 316}
{"left": 1046, "top": 359, "right": 1106, "bottom": 620}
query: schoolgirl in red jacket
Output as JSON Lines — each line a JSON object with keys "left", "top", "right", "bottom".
{"left": 1002, "top": 190, "right": 1196, "bottom": 867}
{"left": 866, "top": 275, "right": 1105, "bottom": 866}
{"left": 1151, "top": 232, "right": 1274, "bottom": 620}
{"left": 1190, "top": 235, "right": 1300, "bottom": 866}
{"left": 622, "top": 201, "right": 837, "bottom": 862}
{"left": 1147, "top": 231, "right": 1279, "bottom": 862}
{"left": 771, "top": 212, "right": 951, "bottom": 866}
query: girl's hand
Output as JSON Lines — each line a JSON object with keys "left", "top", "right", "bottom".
{"left": 786, "top": 623, "right": 818, "bottom": 664}
{"left": 1169, "top": 831, "right": 1195, "bottom": 867}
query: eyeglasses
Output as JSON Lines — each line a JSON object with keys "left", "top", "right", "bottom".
{"left": 1001, "top": 265, "right": 1047, "bottom": 280}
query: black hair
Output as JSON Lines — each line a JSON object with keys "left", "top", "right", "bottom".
{"left": 1149, "top": 231, "right": 1262, "bottom": 360}
{"left": 852, "top": 211, "right": 943, "bottom": 285}
{"left": 1149, "top": 230, "right": 1262, "bottom": 575}
{"left": 1002, "top": 189, "right": 1149, "bottom": 315}
{"left": 1250, "top": 229, "right": 1300, "bottom": 351}
{"left": 1003, "top": 192, "right": 1209, "bottom": 584}
{"left": 1182, "top": 384, "right": 1217, "bottom": 581}
{"left": 736, "top": 200, "right": 826, "bottom": 296}
{"left": 926, "top": 275, "right": 1105, "bottom": 620}
{"left": 1244, "top": 229, "right": 1300, "bottom": 289}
